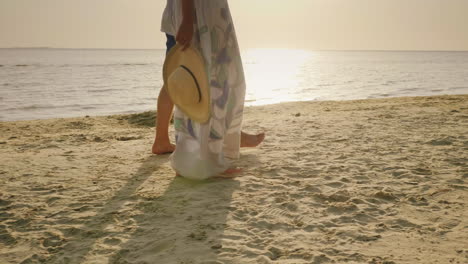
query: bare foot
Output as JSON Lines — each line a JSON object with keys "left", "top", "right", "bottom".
{"left": 152, "top": 142, "right": 175, "bottom": 155}
{"left": 241, "top": 132, "right": 265, "bottom": 148}
{"left": 215, "top": 167, "right": 243, "bottom": 179}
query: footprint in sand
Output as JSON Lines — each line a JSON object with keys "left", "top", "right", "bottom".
{"left": 266, "top": 246, "right": 283, "bottom": 260}
{"left": 336, "top": 229, "right": 382, "bottom": 243}
{"left": 103, "top": 237, "right": 122, "bottom": 246}
{"left": 0, "top": 224, "right": 16, "bottom": 245}
{"left": 411, "top": 167, "right": 433, "bottom": 176}
{"left": 325, "top": 181, "right": 345, "bottom": 188}
{"left": 314, "top": 190, "right": 351, "bottom": 203}
{"left": 17, "top": 254, "right": 47, "bottom": 263}
{"left": 438, "top": 219, "right": 461, "bottom": 230}
{"left": 373, "top": 190, "right": 399, "bottom": 203}
{"left": 0, "top": 198, "right": 12, "bottom": 207}
{"left": 427, "top": 137, "right": 455, "bottom": 146}
{"left": 386, "top": 218, "right": 420, "bottom": 230}
{"left": 406, "top": 195, "right": 429, "bottom": 206}
{"left": 66, "top": 121, "right": 93, "bottom": 129}
{"left": 116, "top": 136, "right": 142, "bottom": 141}
{"left": 326, "top": 202, "right": 359, "bottom": 215}
{"left": 41, "top": 232, "right": 66, "bottom": 253}
{"left": 312, "top": 254, "right": 332, "bottom": 263}
{"left": 10, "top": 218, "right": 33, "bottom": 232}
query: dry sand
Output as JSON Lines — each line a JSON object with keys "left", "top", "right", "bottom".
{"left": 1, "top": 95, "right": 467, "bottom": 264}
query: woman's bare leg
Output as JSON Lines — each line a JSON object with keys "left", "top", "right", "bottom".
{"left": 152, "top": 87, "right": 176, "bottom": 154}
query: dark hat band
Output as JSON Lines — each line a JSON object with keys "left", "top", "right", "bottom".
{"left": 180, "top": 65, "right": 202, "bottom": 103}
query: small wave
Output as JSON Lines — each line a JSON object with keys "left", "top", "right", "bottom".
{"left": 3, "top": 103, "right": 118, "bottom": 113}
{"left": 367, "top": 93, "right": 392, "bottom": 98}
{"left": 132, "top": 85, "right": 155, "bottom": 90}
{"left": 382, "top": 80, "right": 397, "bottom": 86}
{"left": 68, "top": 103, "right": 110, "bottom": 109}
{"left": 122, "top": 63, "right": 148, "bottom": 66}
{"left": 3, "top": 104, "right": 55, "bottom": 111}
{"left": 63, "top": 103, "right": 108, "bottom": 108}
{"left": 87, "top": 88, "right": 124, "bottom": 93}
{"left": 448, "top": 86, "right": 468, "bottom": 91}
{"left": 301, "top": 87, "right": 319, "bottom": 91}
{"left": 317, "top": 83, "right": 337, "bottom": 87}
{"left": 2, "top": 62, "right": 156, "bottom": 68}
{"left": 80, "top": 63, "right": 151, "bottom": 68}
{"left": 81, "top": 106, "right": 98, "bottom": 110}
{"left": 401, "top": 87, "right": 419, "bottom": 92}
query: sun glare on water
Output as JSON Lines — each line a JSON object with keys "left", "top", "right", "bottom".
{"left": 242, "top": 48, "right": 315, "bottom": 106}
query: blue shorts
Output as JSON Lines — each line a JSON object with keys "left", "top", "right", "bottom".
{"left": 166, "top": 34, "right": 176, "bottom": 54}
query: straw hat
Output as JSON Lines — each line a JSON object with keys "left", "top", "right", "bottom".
{"left": 163, "top": 43, "right": 210, "bottom": 123}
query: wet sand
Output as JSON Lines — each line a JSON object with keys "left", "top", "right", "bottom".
{"left": 1, "top": 95, "right": 467, "bottom": 263}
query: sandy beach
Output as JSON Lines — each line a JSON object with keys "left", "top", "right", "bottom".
{"left": 1, "top": 95, "right": 467, "bottom": 264}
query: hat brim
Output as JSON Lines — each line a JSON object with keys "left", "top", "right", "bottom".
{"left": 164, "top": 43, "right": 210, "bottom": 124}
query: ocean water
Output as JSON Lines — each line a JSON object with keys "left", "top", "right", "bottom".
{"left": 1, "top": 48, "right": 467, "bottom": 121}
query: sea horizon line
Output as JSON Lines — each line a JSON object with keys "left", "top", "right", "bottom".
{"left": 1, "top": 47, "right": 468, "bottom": 52}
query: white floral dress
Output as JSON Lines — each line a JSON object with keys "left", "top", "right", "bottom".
{"left": 163, "top": 0, "right": 246, "bottom": 179}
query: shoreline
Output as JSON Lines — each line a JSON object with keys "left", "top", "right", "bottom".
{"left": 2, "top": 93, "right": 467, "bottom": 123}
{"left": 1, "top": 94, "right": 467, "bottom": 263}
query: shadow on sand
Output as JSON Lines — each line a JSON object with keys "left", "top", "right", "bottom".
{"left": 47, "top": 154, "right": 242, "bottom": 263}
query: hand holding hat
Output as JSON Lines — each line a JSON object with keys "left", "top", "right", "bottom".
{"left": 176, "top": 20, "right": 194, "bottom": 51}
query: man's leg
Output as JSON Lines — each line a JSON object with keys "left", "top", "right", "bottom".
{"left": 152, "top": 86, "right": 176, "bottom": 154}
{"left": 152, "top": 34, "right": 177, "bottom": 155}
{"left": 240, "top": 131, "right": 265, "bottom": 147}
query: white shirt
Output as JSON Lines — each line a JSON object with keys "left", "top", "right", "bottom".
{"left": 161, "top": 0, "right": 181, "bottom": 36}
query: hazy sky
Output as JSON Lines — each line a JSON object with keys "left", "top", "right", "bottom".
{"left": 1, "top": 0, "right": 468, "bottom": 50}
